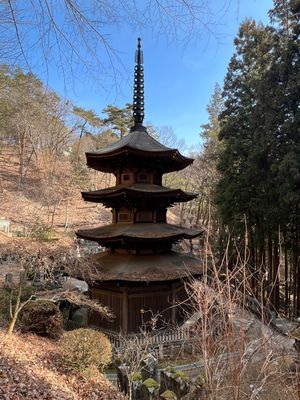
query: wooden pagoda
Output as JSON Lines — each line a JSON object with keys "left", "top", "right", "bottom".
{"left": 76, "top": 38, "right": 203, "bottom": 333}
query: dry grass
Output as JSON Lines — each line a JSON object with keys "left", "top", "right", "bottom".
{"left": 182, "top": 226, "right": 299, "bottom": 400}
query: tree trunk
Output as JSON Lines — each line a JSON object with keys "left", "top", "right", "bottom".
{"left": 273, "top": 239, "right": 280, "bottom": 313}
{"left": 76, "top": 121, "right": 87, "bottom": 165}
{"left": 64, "top": 199, "right": 70, "bottom": 231}
{"left": 18, "top": 130, "right": 26, "bottom": 188}
{"left": 295, "top": 227, "right": 300, "bottom": 315}
{"left": 284, "top": 240, "right": 289, "bottom": 315}
{"left": 267, "top": 231, "right": 273, "bottom": 306}
{"left": 7, "top": 279, "right": 23, "bottom": 335}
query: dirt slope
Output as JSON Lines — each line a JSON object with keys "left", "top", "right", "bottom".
{"left": 0, "top": 329, "right": 123, "bottom": 400}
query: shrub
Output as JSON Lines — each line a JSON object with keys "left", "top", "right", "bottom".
{"left": 60, "top": 328, "right": 112, "bottom": 372}
{"left": 30, "top": 224, "right": 53, "bottom": 241}
{"left": 19, "top": 300, "right": 63, "bottom": 339}
{"left": 160, "top": 390, "right": 177, "bottom": 400}
{"left": 194, "top": 374, "right": 205, "bottom": 388}
{"left": 132, "top": 372, "right": 143, "bottom": 381}
{"left": 142, "top": 378, "right": 159, "bottom": 397}
{"left": 173, "top": 371, "right": 188, "bottom": 382}
{"left": 142, "top": 378, "right": 159, "bottom": 389}
{"left": 165, "top": 366, "right": 176, "bottom": 374}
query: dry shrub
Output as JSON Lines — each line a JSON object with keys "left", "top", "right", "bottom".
{"left": 182, "top": 228, "right": 298, "bottom": 400}
{"left": 19, "top": 299, "right": 63, "bottom": 339}
{"left": 60, "top": 328, "right": 112, "bottom": 372}
{"left": 0, "top": 286, "right": 35, "bottom": 323}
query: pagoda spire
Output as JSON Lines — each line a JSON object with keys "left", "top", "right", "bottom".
{"left": 130, "top": 37, "right": 146, "bottom": 132}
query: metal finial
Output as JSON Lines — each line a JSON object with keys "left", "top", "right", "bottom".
{"left": 131, "top": 37, "right": 146, "bottom": 132}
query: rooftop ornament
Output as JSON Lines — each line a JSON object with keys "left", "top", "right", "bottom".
{"left": 131, "top": 37, "right": 146, "bottom": 132}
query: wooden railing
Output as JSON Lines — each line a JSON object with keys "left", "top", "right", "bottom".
{"left": 99, "top": 326, "right": 193, "bottom": 350}
{"left": 65, "top": 320, "right": 193, "bottom": 351}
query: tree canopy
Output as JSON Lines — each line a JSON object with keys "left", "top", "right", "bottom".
{"left": 0, "top": 0, "right": 232, "bottom": 87}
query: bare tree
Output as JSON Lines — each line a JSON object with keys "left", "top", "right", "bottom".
{"left": 0, "top": 0, "right": 233, "bottom": 88}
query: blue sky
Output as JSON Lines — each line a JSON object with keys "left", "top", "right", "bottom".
{"left": 42, "top": 0, "right": 274, "bottom": 149}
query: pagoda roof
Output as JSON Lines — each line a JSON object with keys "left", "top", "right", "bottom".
{"left": 82, "top": 184, "right": 197, "bottom": 207}
{"left": 76, "top": 222, "right": 203, "bottom": 245}
{"left": 86, "top": 129, "right": 193, "bottom": 173}
{"left": 89, "top": 250, "right": 203, "bottom": 282}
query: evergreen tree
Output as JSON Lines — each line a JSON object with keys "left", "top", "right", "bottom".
{"left": 102, "top": 104, "right": 133, "bottom": 139}
{"left": 215, "top": 1, "right": 300, "bottom": 314}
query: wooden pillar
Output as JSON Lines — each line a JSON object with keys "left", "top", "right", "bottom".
{"left": 133, "top": 168, "right": 137, "bottom": 184}
{"left": 116, "top": 168, "right": 121, "bottom": 184}
{"left": 112, "top": 209, "right": 117, "bottom": 223}
{"left": 122, "top": 288, "right": 128, "bottom": 333}
{"left": 171, "top": 283, "right": 176, "bottom": 325}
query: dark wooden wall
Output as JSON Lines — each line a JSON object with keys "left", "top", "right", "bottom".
{"left": 89, "top": 280, "right": 189, "bottom": 333}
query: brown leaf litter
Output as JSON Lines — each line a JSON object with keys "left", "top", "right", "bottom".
{"left": 0, "top": 329, "right": 123, "bottom": 399}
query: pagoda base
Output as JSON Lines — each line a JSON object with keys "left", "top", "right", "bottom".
{"left": 89, "top": 280, "right": 190, "bottom": 333}
{"left": 86, "top": 250, "right": 203, "bottom": 333}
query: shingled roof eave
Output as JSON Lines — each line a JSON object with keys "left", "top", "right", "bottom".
{"left": 81, "top": 186, "right": 198, "bottom": 204}
{"left": 76, "top": 224, "right": 204, "bottom": 245}
{"left": 85, "top": 250, "right": 204, "bottom": 282}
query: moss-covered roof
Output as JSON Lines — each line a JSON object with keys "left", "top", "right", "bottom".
{"left": 83, "top": 250, "right": 203, "bottom": 282}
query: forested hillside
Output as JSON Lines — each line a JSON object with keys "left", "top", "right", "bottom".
{"left": 0, "top": 68, "right": 124, "bottom": 238}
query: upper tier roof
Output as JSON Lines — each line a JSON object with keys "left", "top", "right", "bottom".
{"left": 81, "top": 183, "right": 197, "bottom": 207}
{"left": 86, "top": 129, "right": 193, "bottom": 173}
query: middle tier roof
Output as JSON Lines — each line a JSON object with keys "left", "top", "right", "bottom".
{"left": 82, "top": 183, "right": 197, "bottom": 208}
{"left": 77, "top": 222, "right": 203, "bottom": 246}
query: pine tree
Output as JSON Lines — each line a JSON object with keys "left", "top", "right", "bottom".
{"left": 102, "top": 104, "right": 133, "bottom": 139}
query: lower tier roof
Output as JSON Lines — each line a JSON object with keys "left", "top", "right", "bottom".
{"left": 76, "top": 223, "right": 203, "bottom": 245}
{"left": 88, "top": 250, "right": 203, "bottom": 282}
